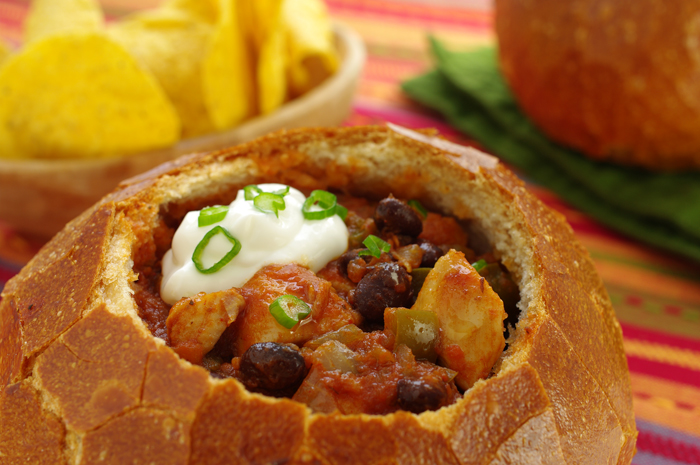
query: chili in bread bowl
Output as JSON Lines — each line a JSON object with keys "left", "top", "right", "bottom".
{"left": 0, "top": 125, "right": 636, "bottom": 464}
{"left": 495, "top": 0, "right": 700, "bottom": 171}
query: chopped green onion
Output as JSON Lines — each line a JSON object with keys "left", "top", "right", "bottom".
{"left": 269, "top": 295, "right": 312, "bottom": 329}
{"left": 335, "top": 203, "right": 348, "bottom": 221}
{"left": 408, "top": 199, "right": 428, "bottom": 219}
{"left": 273, "top": 186, "right": 290, "bottom": 196}
{"left": 244, "top": 185, "right": 263, "bottom": 200}
{"left": 358, "top": 234, "right": 391, "bottom": 258}
{"left": 471, "top": 259, "right": 488, "bottom": 273}
{"left": 253, "top": 192, "right": 286, "bottom": 217}
{"left": 192, "top": 226, "right": 242, "bottom": 274}
{"left": 302, "top": 190, "right": 337, "bottom": 220}
{"left": 198, "top": 205, "right": 229, "bottom": 227}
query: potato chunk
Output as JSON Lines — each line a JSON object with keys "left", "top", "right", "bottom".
{"left": 412, "top": 250, "right": 505, "bottom": 390}
{"left": 167, "top": 289, "right": 245, "bottom": 364}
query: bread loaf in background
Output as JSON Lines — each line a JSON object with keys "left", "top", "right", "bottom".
{"left": 496, "top": 0, "right": 700, "bottom": 171}
{"left": 0, "top": 126, "right": 636, "bottom": 464}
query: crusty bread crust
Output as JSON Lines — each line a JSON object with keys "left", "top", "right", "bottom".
{"left": 0, "top": 125, "right": 636, "bottom": 464}
{"left": 495, "top": 0, "right": 700, "bottom": 171}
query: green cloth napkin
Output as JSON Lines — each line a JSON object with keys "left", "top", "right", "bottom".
{"left": 402, "top": 38, "right": 700, "bottom": 263}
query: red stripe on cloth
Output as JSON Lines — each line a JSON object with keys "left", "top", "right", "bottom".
{"left": 327, "top": 0, "right": 493, "bottom": 31}
{"left": 637, "top": 430, "right": 700, "bottom": 465}
{"left": 0, "top": 15, "right": 22, "bottom": 34}
{"left": 621, "top": 322, "right": 700, "bottom": 352}
{"left": 627, "top": 356, "right": 700, "bottom": 389}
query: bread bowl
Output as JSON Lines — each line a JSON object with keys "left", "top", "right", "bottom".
{"left": 0, "top": 125, "right": 636, "bottom": 464}
{"left": 495, "top": 0, "right": 700, "bottom": 171}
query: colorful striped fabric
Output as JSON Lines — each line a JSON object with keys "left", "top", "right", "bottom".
{"left": 1, "top": 1, "right": 700, "bottom": 463}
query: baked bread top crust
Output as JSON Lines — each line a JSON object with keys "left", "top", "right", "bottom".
{"left": 0, "top": 125, "right": 636, "bottom": 464}
{"left": 495, "top": 0, "right": 700, "bottom": 171}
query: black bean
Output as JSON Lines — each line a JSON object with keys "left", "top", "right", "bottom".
{"left": 354, "top": 262, "right": 412, "bottom": 321}
{"left": 396, "top": 378, "right": 448, "bottom": 413}
{"left": 375, "top": 197, "right": 423, "bottom": 238}
{"left": 418, "top": 240, "right": 444, "bottom": 267}
{"left": 240, "top": 342, "right": 307, "bottom": 392}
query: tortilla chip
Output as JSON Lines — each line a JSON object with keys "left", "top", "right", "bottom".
{"left": 202, "top": 0, "right": 254, "bottom": 128}
{"left": 23, "top": 0, "right": 104, "bottom": 43}
{"left": 107, "top": 8, "right": 215, "bottom": 137}
{"left": 0, "top": 33, "right": 180, "bottom": 159}
{"left": 0, "top": 120, "right": 25, "bottom": 159}
{"left": 0, "top": 39, "right": 10, "bottom": 65}
{"left": 239, "top": 0, "right": 287, "bottom": 115}
{"left": 257, "top": 28, "right": 288, "bottom": 114}
{"left": 282, "top": 0, "right": 338, "bottom": 97}
{"left": 163, "top": 0, "right": 220, "bottom": 24}
{"left": 0, "top": 40, "right": 20, "bottom": 158}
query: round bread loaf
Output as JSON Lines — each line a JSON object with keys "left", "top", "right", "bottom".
{"left": 0, "top": 125, "right": 636, "bottom": 464}
{"left": 495, "top": 0, "right": 700, "bottom": 171}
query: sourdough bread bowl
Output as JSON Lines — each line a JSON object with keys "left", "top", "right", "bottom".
{"left": 495, "top": 0, "right": 700, "bottom": 171}
{"left": 0, "top": 125, "right": 636, "bottom": 464}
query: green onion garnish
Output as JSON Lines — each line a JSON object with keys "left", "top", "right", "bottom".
{"left": 335, "top": 203, "right": 348, "bottom": 221}
{"left": 244, "top": 185, "right": 263, "bottom": 200}
{"left": 192, "top": 226, "right": 242, "bottom": 274}
{"left": 302, "top": 190, "right": 338, "bottom": 220}
{"left": 273, "top": 186, "right": 290, "bottom": 196}
{"left": 471, "top": 259, "right": 488, "bottom": 273}
{"left": 408, "top": 199, "right": 428, "bottom": 219}
{"left": 198, "top": 205, "right": 229, "bottom": 227}
{"left": 254, "top": 192, "right": 286, "bottom": 217}
{"left": 269, "top": 295, "right": 312, "bottom": 329}
{"left": 358, "top": 234, "right": 391, "bottom": 258}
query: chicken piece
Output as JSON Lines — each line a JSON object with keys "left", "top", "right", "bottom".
{"left": 167, "top": 289, "right": 245, "bottom": 364}
{"left": 412, "top": 250, "right": 505, "bottom": 390}
{"left": 236, "top": 263, "right": 363, "bottom": 355}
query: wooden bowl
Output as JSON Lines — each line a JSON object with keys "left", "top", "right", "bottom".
{"left": 0, "top": 23, "right": 365, "bottom": 238}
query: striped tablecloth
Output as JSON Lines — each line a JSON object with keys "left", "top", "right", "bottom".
{"left": 1, "top": 1, "right": 700, "bottom": 463}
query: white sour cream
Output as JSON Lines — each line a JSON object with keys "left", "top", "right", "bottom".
{"left": 160, "top": 184, "right": 349, "bottom": 305}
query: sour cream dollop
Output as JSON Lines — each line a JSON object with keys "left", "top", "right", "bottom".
{"left": 160, "top": 184, "right": 349, "bottom": 305}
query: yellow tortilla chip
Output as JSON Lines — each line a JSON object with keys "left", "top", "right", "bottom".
{"left": 237, "top": 0, "right": 277, "bottom": 50}
{"left": 282, "top": 0, "right": 338, "bottom": 97}
{"left": 107, "top": 8, "right": 215, "bottom": 137}
{"left": 0, "top": 39, "right": 10, "bottom": 65}
{"left": 0, "top": 40, "right": 20, "bottom": 158}
{"left": 257, "top": 28, "right": 288, "bottom": 114}
{"left": 162, "top": 0, "right": 220, "bottom": 24}
{"left": 0, "top": 33, "right": 180, "bottom": 159}
{"left": 202, "top": 0, "right": 254, "bottom": 127}
{"left": 239, "top": 0, "right": 287, "bottom": 115}
{"left": 24, "top": 0, "right": 104, "bottom": 43}
{"left": 0, "top": 120, "right": 26, "bottom": 159}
